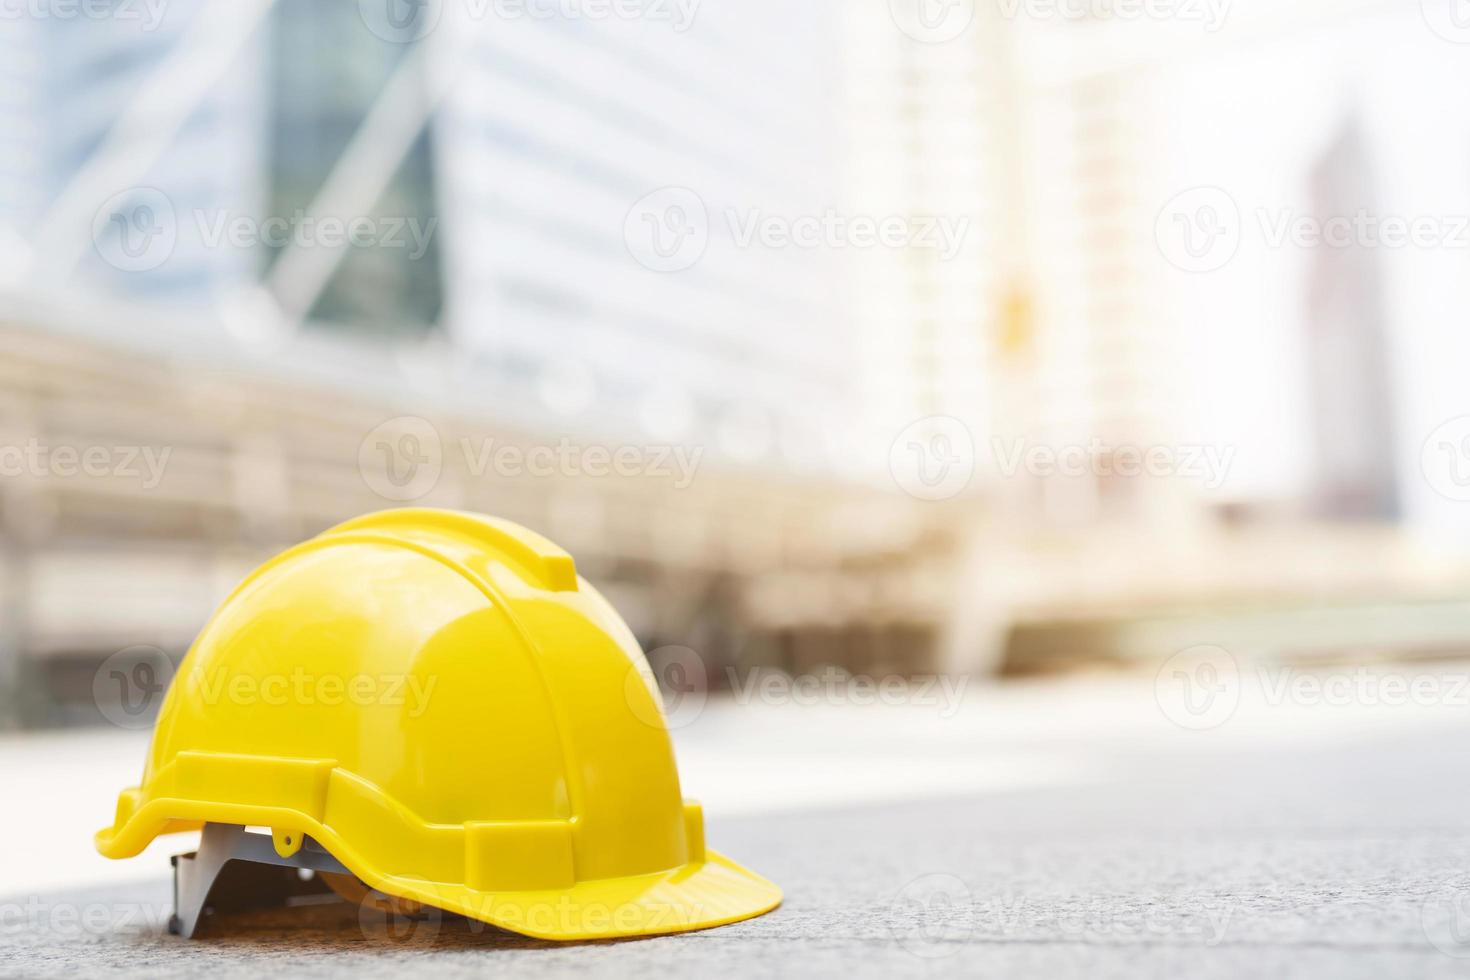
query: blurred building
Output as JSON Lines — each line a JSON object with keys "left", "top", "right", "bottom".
{"left": 434, "top": 2, "right": 860, "bottom": 466}
{"left": 1302, "top": 113, "right": 1398, "bottom": 521}
{"left": 46, "top": 0, "right": 265, "bottom": 302}
{"left": 0, "top": 15, "right": 41, "bottom": 264}
{"left": 268, "top": 0, "right": 442, "bottom": 332}
{"left": 0, "top": 0, "right": 949, "bottom": 729}
{"left": 840, "top": 3, "right": 1003, "bottom": 442}
{"left": 950, "top": 1, "right": 1470, "bottom": 672}
{"left": 5, "top": 1, "right": 1470, "bottom": 726}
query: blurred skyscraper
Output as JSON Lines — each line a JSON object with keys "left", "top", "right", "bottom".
{"left": 44, "top": 0, "right": 264, "bottom": 303}
{"left": 432, "top": 1, "right": 859, "bottom": 469}
{"left": 0, "top": 14, "right": 41, "bottom": 267}
{"left": 840, "top": 2, "right": 1001, "bottom": 454}
{"left": 1303, "top": 113, "right": 1398, "bottom": 521}
{"left": 267, "top": 0, "right": 442, "bottom": 333}
{"left": 22, "top": 0, "right": 866, "bottom": 473}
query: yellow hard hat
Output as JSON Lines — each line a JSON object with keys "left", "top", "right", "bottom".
{"left": 96, "top": 508, "right": 781, "bottom": 940}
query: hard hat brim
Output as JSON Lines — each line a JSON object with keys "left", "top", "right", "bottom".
{"left": 98, "top": 802, "right": 781, "bottom": 941}
{"left": 363, "top": 847, "right": 783, "bottom": 941}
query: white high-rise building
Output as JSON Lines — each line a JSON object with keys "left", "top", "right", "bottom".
{"left": 17, "top": 2, "right": 265, "bottom": 305}
{"left": 432, "top": 2, "right": 860, "bottom": 472}
{"left": 839, "top": 2, "right": 1004, "bottom": 461}
{"left": 0, "top": 14, "right": 42, "bottom": 277}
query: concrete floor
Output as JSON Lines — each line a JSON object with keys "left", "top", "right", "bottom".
{"left": 8, "top": 669, "right": 1470, "bottom": 977}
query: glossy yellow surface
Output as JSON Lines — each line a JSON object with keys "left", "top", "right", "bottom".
{"left": 96, "top": 509, "right": 781, "bottom": 940}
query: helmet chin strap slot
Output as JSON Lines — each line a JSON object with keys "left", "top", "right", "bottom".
{"left": 170, "top": 823, "right": 354, "bottom": 938}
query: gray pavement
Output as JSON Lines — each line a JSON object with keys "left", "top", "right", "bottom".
{"left": 7, "top": 727, "right": 1470, "bottom": 978}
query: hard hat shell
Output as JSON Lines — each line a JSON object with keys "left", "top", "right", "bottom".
{"left": 96, "top": 509, "right": 780, "bottom": 940}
